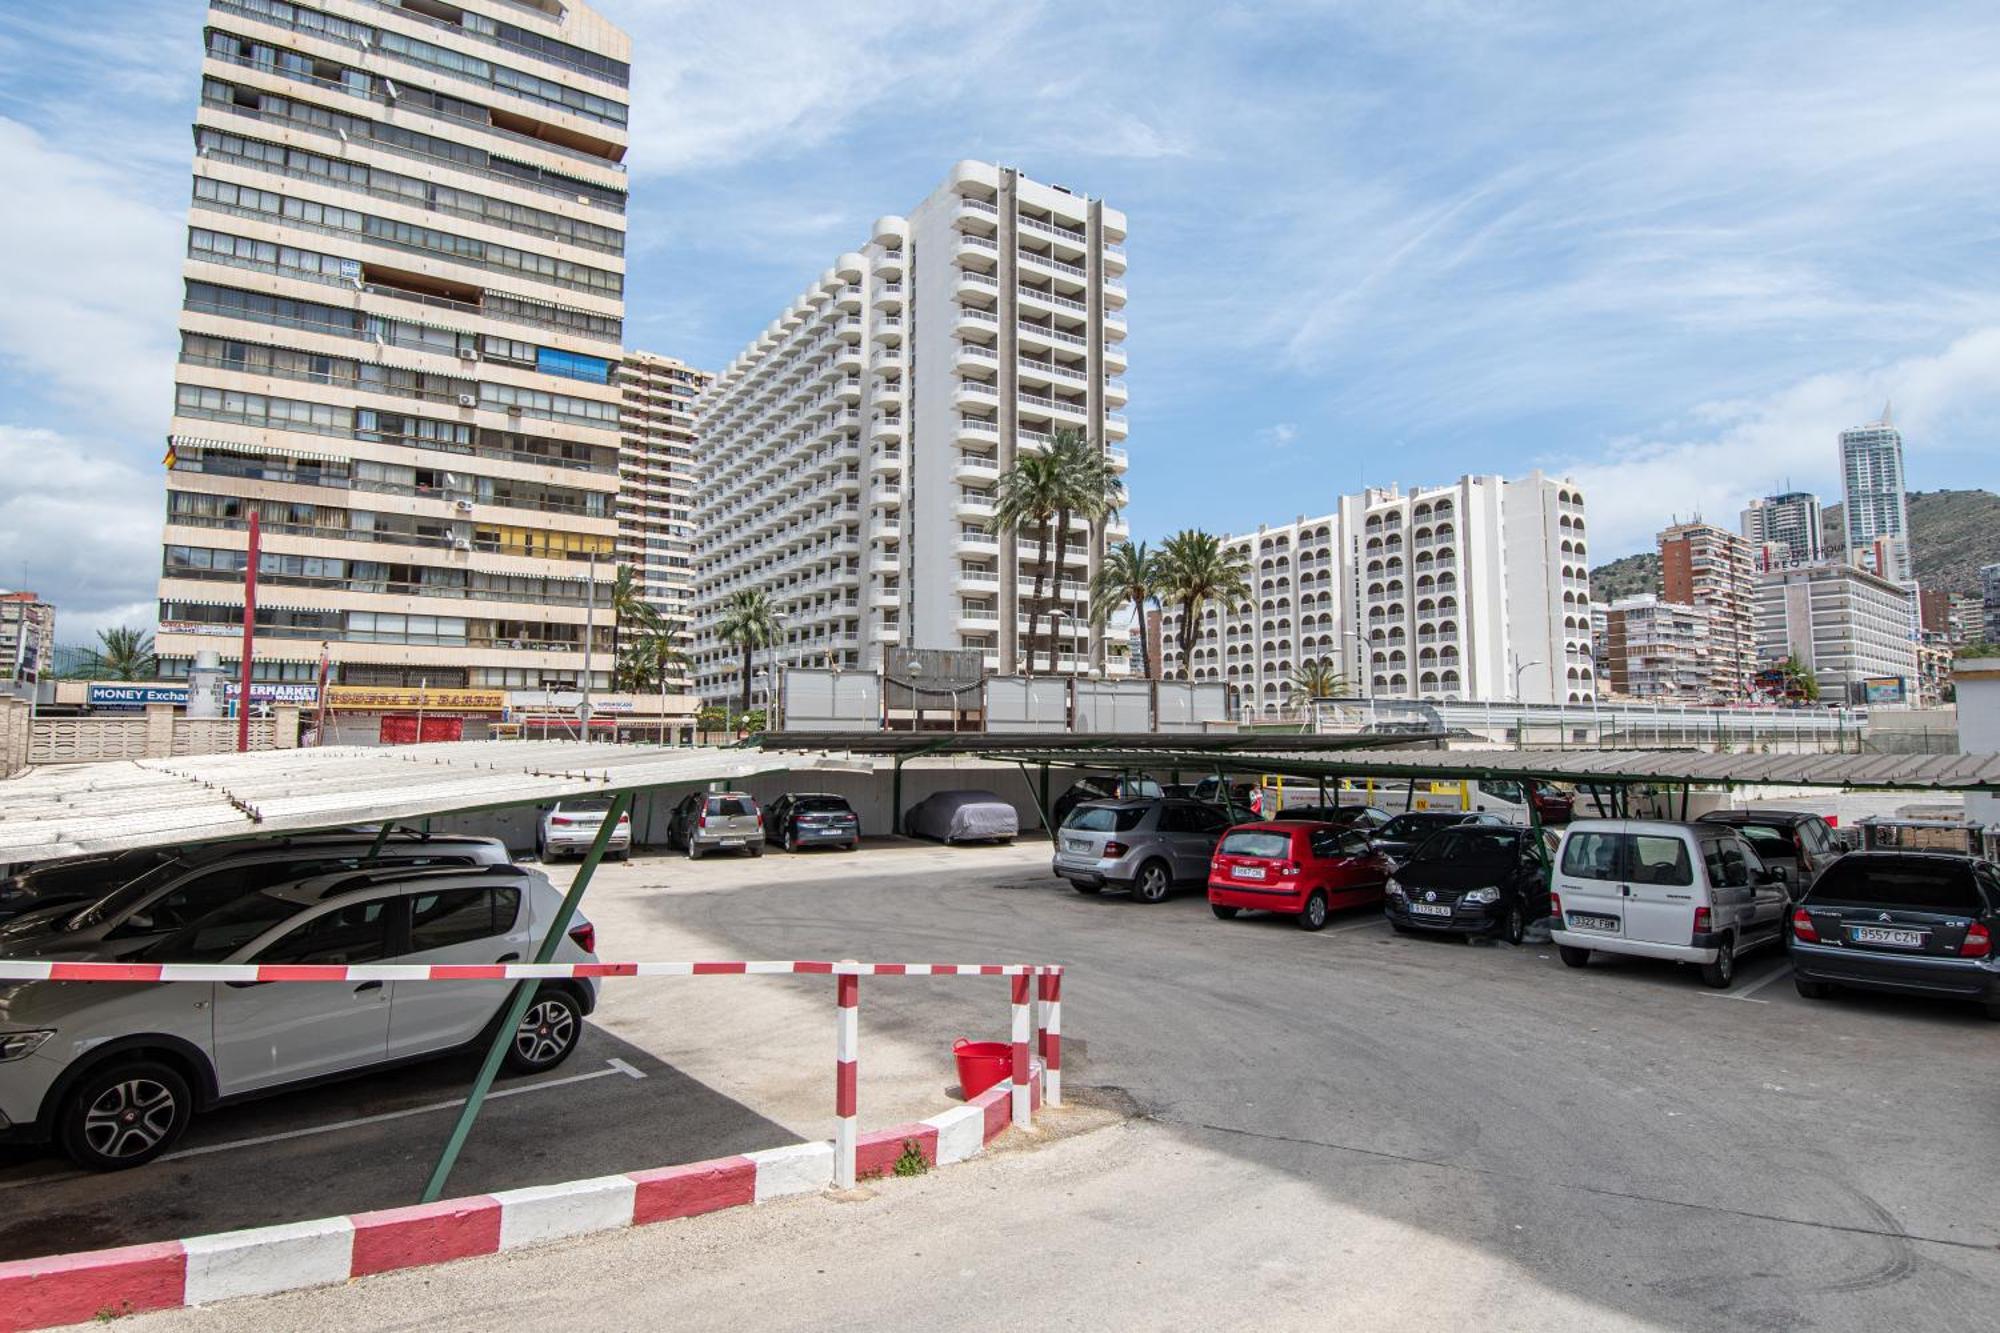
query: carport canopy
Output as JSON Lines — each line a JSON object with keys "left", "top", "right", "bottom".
{"left": 0, "top": 740, "right": 790, "bottom": 867}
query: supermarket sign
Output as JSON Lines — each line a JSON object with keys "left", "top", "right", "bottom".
{"left": 89, "top": 682, "right": 320, "bottom": 708}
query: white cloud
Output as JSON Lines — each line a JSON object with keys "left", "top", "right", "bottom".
{"left": 0, "top": 424, "right": 163, "bottom": 639}
{"left": 1555, "top": 327, "right": 2000, "bottom": 557}
{"left": 0, "top": 119, "right": 180, "bottom": 435}
{"left": 1262, "top": 422, "right": 1299, "bottom": 449}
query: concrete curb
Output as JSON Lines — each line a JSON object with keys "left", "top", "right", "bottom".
{"left": 0, "top": 1063, "right": 1042, "bottom": 1332}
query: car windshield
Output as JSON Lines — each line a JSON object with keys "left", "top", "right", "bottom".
{"left": 1380, "top": 814, "right": 1455, "bottom": 840}
{"left": 1414, "top": 828, "right": 1520, "bottom": 864}
{"left": 795, "top": 797, "right": 850, "bottom": 813}
{"left": 1219, "top": 830, "right": 1292, "bottom": 859}
{"left": 68, "top": 854, "right": 199, "bottom": 929}
{"left": 138, "top": 888, "right": 311, "bottom": 963}
{"left": 1807, "top": 858, "right": 1981, "bottom": 912}
{"left": 1064, "top": 805, "right": 1146, "bottom": 833}
{"left": 558, "top": 797, "right": 616, "bottom": 815}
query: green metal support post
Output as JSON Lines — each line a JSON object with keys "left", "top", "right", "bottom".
{"left": 363, "top": 821, "right": 393, "bottom": 863}
{"left": 892, "top": 754, "right": 905, "bottom": 836}
{"left": 420, "top": 788, "right": 632, "bottom": 1203}
{"left": 1039, "top": 764, "right": 1051, "bottom": 831}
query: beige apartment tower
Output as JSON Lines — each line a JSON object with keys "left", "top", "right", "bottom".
{"left": 155, "top": 0, "right": 630, "bottom": 708}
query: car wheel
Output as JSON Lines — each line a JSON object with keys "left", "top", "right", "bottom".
{"left": 1070, "top": 881, "right": 1103, "bottom": 895}
{"left": 1558, "top": 945, "right": 1591, "bottom": 968}
{"left": 1132, "top": 861, "right": 1172, "bottom": 904}
{"left": 1211, "top": 904, "right": 1239, "bottom": 920}
{"left": 1498, "top": 902, "right": 1526, "bottom": 946}
{"left": 1983, "top": 998, "right": 2000, "bottom": 1022}
{"left": 1298, "top": 891, "right": 1330, "bottom": 932}
{"left": 58, "top": 1059, "right": 193, "bottom": 1171}
{"left": 687, "top": 840, "right": 702, "bottom": 861}
{"left": 506, "top": 988, "right": 584, "bottom": 1074}
{"left": 783, "top": 829, "right": 796, "bottom": 852}
{"left": 1795, "top": 977, "right": 1833, "bottom": 1001}
{"left": 845, "top": 841, "right": 858, "bottom": 852}
{"left": 1701, "top": 937, "right": 1736, "bottom": 989}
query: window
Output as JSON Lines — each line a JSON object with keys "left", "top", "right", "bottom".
{"left": 254, "top": 900, "right": 390, "bottom": 965}
{"left": 1218, "top": 830, "right": 1292, "bottom": 860}
{"left": 1188, "top": 805, "right": 1231, "bottom": 834}
{"left": 409, "top": 886, "right": 520, "bottom": 951}
{"left": 1806, "top": 857, "right": 1980, "bottom": 912}
{"left": 1630, "top": 836, "right": 1693, "bottom": 887}
{"left": 1062, "top": 805, "right": 1144, "bottom": 833}
{"left": 1561, "top": 830, "right": 1624, "bottom": 881}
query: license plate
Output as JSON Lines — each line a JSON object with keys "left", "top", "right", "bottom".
{"left": 720, "top": 838, "right": 742, "bottom": 847}
{"left": 1410, "top": 903, "right": 1452, "bottom": 917}
{"left": 1851, "top": 926, "right": 1924, "bottom": 948}
{"left": 1232, "top": 865, "right": 1267, "bottom": 880}
{"left": 1569, "top": 913, "right": 1619, "bottom": 932}
{"left": 1064, "top": 839, "right": 1093, "bottom": 853}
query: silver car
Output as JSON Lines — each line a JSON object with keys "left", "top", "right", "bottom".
{"left": 1051, "top": 799, "right": 1234, "bottom": 903}
{"left": 0, "top": 863, "right": 599, "bottom": 1170}
{"left": 538, "top": 798, "right": 633, "bottom": 861}
{"left": 0, "top": 833, "right": 513, "bottom": 962}
{"left": 668, "top": 791, "right": 765, "bottom": 860}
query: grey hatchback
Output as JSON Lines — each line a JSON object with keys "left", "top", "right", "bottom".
{"left": 1051, "top": 799, "right": 1233, "bottom": 903}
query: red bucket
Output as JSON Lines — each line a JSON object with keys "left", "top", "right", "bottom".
{"left": 952, "top": 1039, "right": 1012, "bottom": 1099}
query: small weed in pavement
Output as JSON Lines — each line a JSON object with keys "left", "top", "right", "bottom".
{"left": 894, "top": 1139, "right": 931, "bottom": 1176}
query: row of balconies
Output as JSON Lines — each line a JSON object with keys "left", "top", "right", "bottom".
{"left": 703, "top": 443, "right": 862, "bottom": 533}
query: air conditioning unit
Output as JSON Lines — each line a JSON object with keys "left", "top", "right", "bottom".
{"left": 454, "top": 500, "right": 475, "bottom": 514}
{"left": 451, "top": 538, "right": 472, "bottom": 551}
{"left": 456, "top": 393, "right": 478, "bottom": 408}
{"left": 458, "top": 347, "right": 479, "bottom": 361}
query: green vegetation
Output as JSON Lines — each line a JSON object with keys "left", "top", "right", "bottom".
{"left": 1155, "top": 530, "right": 1251, "bottom": 680}
{"left": 892, "top": 1139, "right": 930, "bottom": 1177}
{"left": 1091, "top": 540, "right": 1158, "bottom": 680}
{"left": 990, "top": 429, "right": 1126, "bottom": 673}
{"left": 716, "top": 589, "right": 780, "bottom": 713}
{"left": 1588, "top": 551, "right": 1660, "bottom": 602}
{"left": 1289, "top": 658, "right": 1348, "bottom": 707}
{"left": 72, "top": 627, "right": 157, "bottom": 681}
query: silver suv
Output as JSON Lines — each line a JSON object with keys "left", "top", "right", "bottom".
{"left": 1051, "top": 799, "right": 1234, "bottom": 903}
{"left": 0, "top": 863, "right": 598, "bottom": 1170}
{"left": 0, "top": 833, "right": 513, "bottom": 962}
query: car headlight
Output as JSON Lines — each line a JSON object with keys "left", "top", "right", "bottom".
{"left": 0, "top": 1030, "right": 54, "bottom": 1062}
{"left": 1385, "top": 878, "right": 1404, "bottom": 898}
{"left": 1463, "top": 887, "right": 1502, "bottom": 906}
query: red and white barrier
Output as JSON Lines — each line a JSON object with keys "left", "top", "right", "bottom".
{"left": 0, "top": 955, "right": 1069, "bottom": 1309}
{"left": 0, "top": 1066, "right": 1044, "bottom": 1333}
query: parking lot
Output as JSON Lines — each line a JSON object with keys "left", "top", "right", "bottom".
{"left": 8, "top": 832, "right": 1998, "bottom": 1329}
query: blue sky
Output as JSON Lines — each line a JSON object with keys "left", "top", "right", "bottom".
{"left": 3, "top": 0, "right": 1999, "bottom": 637}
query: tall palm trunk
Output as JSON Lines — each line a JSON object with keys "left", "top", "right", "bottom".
{"left": 1046, "top": 506, "right": 1073, "bottom": 673}
{"left": 740, "top": 640, "right": 754, "bottom": 713}
{"left": 1177, "top": 595, "right": 1201, "bottom": 680}
{"left": 1024, "top": 515, "right": 1051, "bottom": 677}
{"left": 1131, "top": 591, "right": 1150, "bottom": 680}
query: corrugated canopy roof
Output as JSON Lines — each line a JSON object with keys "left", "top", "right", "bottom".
{"left": 0, "top": 743, "right": 787, "bottom": 867}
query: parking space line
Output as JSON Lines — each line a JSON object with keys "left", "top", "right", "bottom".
{"left": 1327, "top": 917, "right": 1391, "bottom": 936}
{"left": 0, "top": 1058, "right": 646, "bottom": 1191}
{"left": 1701, "top": 960, "right": 1792, "bottom": 1003}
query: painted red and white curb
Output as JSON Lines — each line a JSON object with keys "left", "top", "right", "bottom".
{"left": 0, "top": 960, "right": 1064, "bottom": 985}
{"left": 0, "top": 1063, "right": 1044, "bottom": 1333}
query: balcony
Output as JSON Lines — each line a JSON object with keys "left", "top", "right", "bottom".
{"left": 1018, "top": 285, "right": 1085, "bottom": 313}
{"left": 956, "top": 304, "right": 999, "bottom": 328}
{"left": 958, "top": 415, "right": 1000, "bottom": 440}
{"left": 872, "top": 282, "right": 904, "bottom": 307}
{"left": 1019, "top": 247, "right": 1084, "bottom": 279}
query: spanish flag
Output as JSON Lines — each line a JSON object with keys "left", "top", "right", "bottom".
{"left": 162, "top": 442, "right": 178, "bottom": 469}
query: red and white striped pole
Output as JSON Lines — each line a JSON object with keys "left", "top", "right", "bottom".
{"left": 1038, "top": 968, "right": 1063, "bottom": 1107}
{"left": 1010, "top": 971, "right": 1032, "bottom": 1129}
{"left": 834, "top": 971, "right": 859, "bottom": 1188}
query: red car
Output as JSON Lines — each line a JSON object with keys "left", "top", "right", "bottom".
{"left": 1208, "top": 822, "right": 1394, "bottom": 931}
{"left": 1529, "top": 782, "right": 1574, "bottom": 825}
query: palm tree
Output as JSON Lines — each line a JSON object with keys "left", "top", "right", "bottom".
{"left": 1288, "top": 658, "right": 1348, "bottom": 709}
{"left": 614, "top": 627, "right": 688, "bottom": 693}
{"left": 988, "top": 450, "right": 1067, "bottom": 675}
{"left": 1155, "top": 530, "right": 1250, "bottom": 681}
{"left": 716, "top": 589, "right": 781, "bottom": 715}
{"left": 1043, "top": 430, "right": 1125, "bottom": 673}
{"left": 87, "top": 627, "right": 157, "bottom": 681}
{"left": 1091, "top": 540, "right": 1157, "bottom": 680}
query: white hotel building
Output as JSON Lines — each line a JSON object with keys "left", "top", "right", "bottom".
{"left": 1167, "top": 473, "right": 1593, "bottom": 713}
{"left": 155, "top": 0, "right": 629, "bottom": 695}
{"left": 691, "top": 162, "right": 1129, "bottom": 702}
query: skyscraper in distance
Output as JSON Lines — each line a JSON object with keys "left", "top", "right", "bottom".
{"left": 1839, "top": 408, "right": 1910, "bottom": 578}
{"left": 157, "top": 0, "right": 630, "bottom": 724}
{"left": 1740, "top": 490, "right": 1822, "bottom": 569}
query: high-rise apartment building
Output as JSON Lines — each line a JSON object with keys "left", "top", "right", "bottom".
{"left": 1599, "top": 595, "right": 1711, "bottom": 700}
{"left": 1163, "top": 473, "right": 1591, "bottom": 712}
{"left": 1755, "top": 563, "right": 1918, "bottom": 704}
{"left": 1983, "top": 564, "right": 2000, "bottom": 645}
{"left": 1659, "top": 520, "right": 1755, "bottom": 698}
{"left": 1839, "top": 412, "right": 1910, "bottom": 561}
{"left": 691, "top": 162, "right": 1129, "bottom": 701}
{"left": 618, "top": 351, "right": 710, "bottom": 688}
{"left": 0, "top": 592, "right": 55, "bottom": 691}
{"left": 1740, "top": 490, "right": 1822, "bottom": 569}
{"left": 156, "top": 0, "right": 630, "bottom": 705}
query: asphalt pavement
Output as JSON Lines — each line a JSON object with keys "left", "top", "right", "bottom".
{"left": 29, "top": 836, "right": 2000, "bottom": 1329}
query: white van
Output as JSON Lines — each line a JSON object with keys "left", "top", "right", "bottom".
{"left": 1550, "top": 819, "right": 1790, "bottom": 988}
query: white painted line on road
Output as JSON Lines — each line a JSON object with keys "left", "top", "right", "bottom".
{"left": 0, "top": 1059, "right": 648, "bottom": 1192}
{"left": 1327, "top": 917, "right": 1391, "bottom": 936}
{"left": 1701, "top": 959, "right": 1791, "bottom": 1003}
